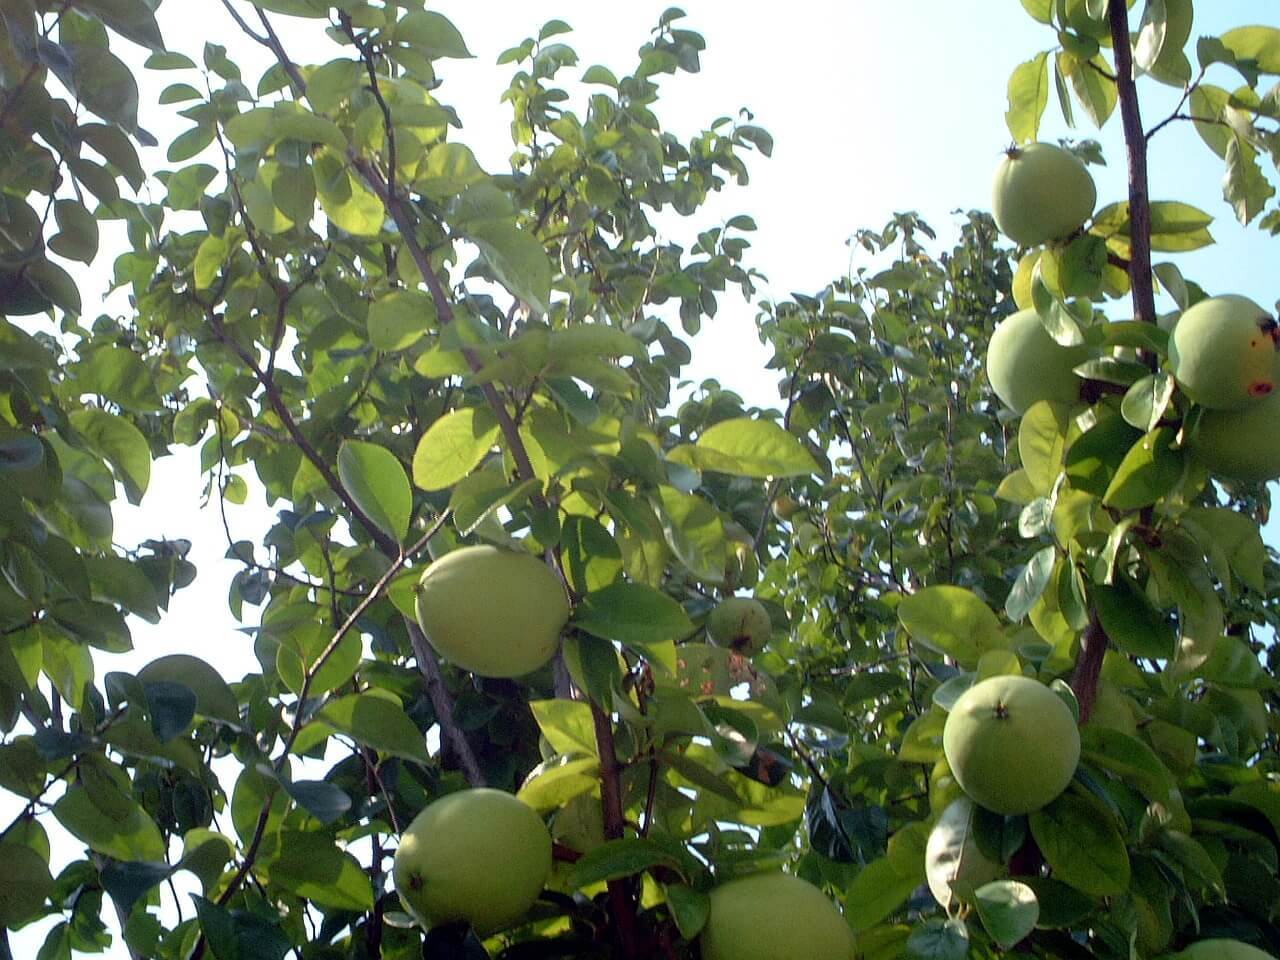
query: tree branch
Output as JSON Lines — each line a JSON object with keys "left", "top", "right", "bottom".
{"left": 406, "top": 620, "right": 487, "bottom": 787}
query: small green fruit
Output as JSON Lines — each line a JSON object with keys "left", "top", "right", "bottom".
{"left": 393, "top": 788, "right": 552, "bottom": 936}
{"left": 1174, "top": 940, "right": 1278, "bottom": 960}
{"left": 992, "top": 143, "right": 1097, "bottom": 247}
{"left": 986, "top": 308, "right": 1088, "bottom": 414}
{"left": 925, "top": 797, "right": 1003, "bottom": 908}
{"left": 415, "top": 545, "right": 568, "bottom": 678}
{"left": 1170, "top": 295, "right": 1280, "bottom": 410}
{"left": 707, "top": 596, "right": 771, "bottom": 655}
{"left": 700, "top": 873, "right": 855, "bottom": 960}
{"left": 1188, "top": 389, "right": 1280, "bottom": 483}
{"left": 943, "top": 675, "right": 1081, "bottom": 815}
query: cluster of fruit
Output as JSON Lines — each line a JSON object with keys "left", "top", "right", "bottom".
{"left": 396, "top": 545, "right": 855, "bottom": 957}
{"left": 986, "top": 142, "right": 1280, "bottom": 484}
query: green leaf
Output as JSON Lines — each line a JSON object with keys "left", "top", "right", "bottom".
{"left": 193, "top": 895, "right": 292, "bottom": 960}
{"left": 0, "top": 842, "right": 53, "bottom": 927}
{"left": 337, "top": 440, "right": 412, "bottom": 542}
{"left": 567, "top": 838, "right": 683, "bottom": 889}
{"left": 1091, "top": 579, "right": 1176, "bottom": 659}
{"left": 99, "top": 860, "right": 173, "bottom": 916}
{"left": 1220, "top": 25, "right": 1280, "bottom": 73}
{"left": 905, "top": 918, "right": 970, "bottom": 960}
{"left": 314, "top": 149, "right": 386, "bottom": 236}
{"left": 1079, "top": 726, "right": 1182, "bottom": 815}
{"left": 144, "top": 680, "right": 197, "bottom": 742}
{"left": 573, "top": 583, "right": 693, "bottom": 648}
{"left": 1120, "top": 373, "right": 1175, "bottom": 432}
{"left": 313, "top": 694, "right": 428, "bottom": 763}
{"left": 267, "top": 830, "right": 373, "bottom": 910}
{"left": 49, "top": 199, "right": 98, "bottom": 263}
{"left": 655, "top": 486, "right": 726, "bottom": 584}
{"left": 1006, "top": 51, "right": 1049, "bottom": 143}
{"left": 974, "top": 880, "right": 1039, "bottom": 949}
{"left": 1018, "top": 401, "right": 1070, "bottom": 493}
{"left": 1005, "top": 546, "right": 1056, "bottom": 623}
{"left": 1101, "top": 426, "right": 1181, "bottom": 510}
{"left": 688, "top": 417, "right": 818, "bottom": 479}
{"left": 529, "top": 699, "right": 598, "bottom": 756}
{"left": 517, "top": 756, "right": 599, "bottom": 812}
{"left": 53, "top": 785, "right": 166, "bottom": 862}
{"left": 1223, "top": 136, "right": 1275, "bottom": 226}
{"left": 1066, "top": 52, "right": 1118, "bottom": 127}
{"left": 843, "top": 822, "right": 928, "bottom": 931}
{"left": 68, "top": 409, "right": 150, "bottom": 503}
{"left": 1147, "top": 201, "right": 1215, "bottom": 251}
{"left": 1183, "top": 506, "right": 1267, "bottom": 595}
{"left": 136, "top": 655, "right": 240, "bottom": 725}
{"left": 1029, "top": 794, "right": 1130, "bottom": 896}
{"left": 395, "top": 10, "right": 473, "bottom": 58}
{"left": 368, "top": 288, "right": 436, "bottom": 352}
{"left": 164, "top": 163, "right": 217, "bottom": 211}
{"left": 898, "top": 586, "right": 1005, "bottom": 667}
{"left": 467, "top": 220, "right": 553, "bottom": 314}
{"left": 1031, "top": 262, "right": 1083, "bottom": 346}
{"left": 78, "top": 0, "right": 165, "bottom": 51}
{"left": 663, "top": 884, "right": 710, "bottom": 940}
{"left": 412, "top": 407, "right": 500, "bottom": 492}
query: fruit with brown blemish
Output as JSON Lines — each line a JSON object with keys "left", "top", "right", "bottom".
{"left": 1169, "top": 294, "right": 1280, "bottom": 410}
{"left": 706, "top": 596, "right": 772, "bottom": 655}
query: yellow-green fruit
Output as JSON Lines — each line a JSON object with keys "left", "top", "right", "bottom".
{"left": 415, "top": 545, "right": 568, "bottom": 678}
{"left": 1169, "top": 295, "right": 1280, "bottom": 410}
{"left": 1188, "top": 389, "right": 1280, "bottom": 483}
{"left": 943, "top": 675, "right": 1081, "bottom": 815}
{"left": 992, "top": 143, "right": 1097, "bottom": 247}
{"left": 700, "top": 873, "right": 856, "bottom": 960}
{"left": 925, "top": 797, "right": 1003, "bottom": 908}
{"left": 1174, "top": 940, "right": 1278, "bottom": 960}
{"left": 393, "top": 788, "right": 552, "bottom": 936}
{"left": 551, "top": 793, "right": 605, "bottom": 855}
{"left": 706, "top": 596, "right": 772, "bottom": 655}
{"left": 986, "top": 308, "right": 1088, "bottom": 414}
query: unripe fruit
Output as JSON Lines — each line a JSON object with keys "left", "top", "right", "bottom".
{"left": 393, "top": 788, "right": 552, "bottom": 936}
{"left": 700, "top": 873, "right": 855, "bottom": 960}
{"left": 943, "top": 675, "right": 1081, "bottom": 815}
{"left": 415, "top": 545, "right": 568, "bottom": 678}
{"left": 1174, "top": 940, "right": 1278, "bottom": 960}
{"left": 706, "top": 596, "right": 771, "bottom": 655}
{"left": 986, "top": 308, "right": 1088, "bottom": 414}
{"left": 1169, "top": 295, "right": 1280, "bottom": 410}
{"left": 925, "top": 797, "right": 1003, "bottom": 908}
{"left": 992, "top": 143, "right": 1097, "bottom": 247}
{"left": 1188, "top": 389, "right": 1280, "bottom": 484}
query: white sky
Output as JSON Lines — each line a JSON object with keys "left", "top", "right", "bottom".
{"left": 8, "top": 1, "right": 1280, "bottom": 955}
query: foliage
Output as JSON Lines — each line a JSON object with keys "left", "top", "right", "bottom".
{"left": 1, "top": 2, "right": 1280, "bottom": 959}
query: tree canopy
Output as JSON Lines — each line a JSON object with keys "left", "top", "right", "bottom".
{"left": 3, "top": 2, "right": 1280, "bottom": 959}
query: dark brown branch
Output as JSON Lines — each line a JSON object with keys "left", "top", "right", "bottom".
{"left": 592, "top": 702, "right": 641, "bottom": 958}
{"left": 406, "top": 621, "right": 487, "bottom": 787}
{"left": 1108, "top": 0, "right": 1157, "bottom": 326}
{"left": 1071, "top": 610, "right": 1109, "bottom": 724}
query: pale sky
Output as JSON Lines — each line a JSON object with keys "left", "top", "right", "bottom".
{"left": 9, "top": 1, "right": 1280, "bottom": 955}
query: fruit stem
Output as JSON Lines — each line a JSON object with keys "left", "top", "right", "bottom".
{"left": 1107, "top": 0, "right": 1158, "bottom": 331}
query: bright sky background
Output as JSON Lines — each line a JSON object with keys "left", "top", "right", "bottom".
{"left": 9, "top": 1, "right": 1280, "bottom": 955}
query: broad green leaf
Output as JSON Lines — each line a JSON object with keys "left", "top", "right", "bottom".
{"left": 193, "top": 896, "right": 292, "bottom": 960}
{"left": 1183, "top": 506, "right": 1267, "bottom": 595}
{"left": 136, "top": 655, "right": 240, "bottom": 725}
{"left": 1197, "top": 634, "right": 1272, "bottom": 690}
{"left": 529, "top": 699, "right": 598, "bottom": 756}
{"left": 573, "top": 583, "right": 693, "bottom": 648}
{"left": 1031, "top": 262, "right": 1083, "bottom": 346}
{"left": 1091, "top": 579, "right": 1176, "bottom": 659}
{"left": 1102, "top": 427, "right": 1181, "bottom": 510}
{"left": 368, "top": 288, "right": 436, "bottom": 352}
{"left": 898, "top": 586, "right": 1005, "bottom": 666}
{"left": 53, "top": 786, "right": 166, "bottom": 862}
{"left": 1224, "top": 136, "right": 1275, "bottom": 226}
{"left": 0, "top": 842, "right": 53, "bottom": 927}
{"left": 517, "top": 756, "right": 599, "bottom": 812}
{"left": 448, "top": 470, "right": 539, "bottom": 536}
{"left": 974, "top": 880, "right": 1039, "bottom": 949}
{"left": 467, "top": 220, "right": 552, "bottom": 314}
{"left": 267, "top": 831, "right": 373, "bottom": 911}
{"left": 78, "top": 0, "right": 165, "bottom": 50}
{"left": 843, "top": 822, "right": 928, "bottom": 931}
{"left": 1018, "top": 401, "right": 1070, "bottom": 493}
{"left": 68, "top": 409, "right": 150, "bottom": 503}
{"left": 412, "top": 407, "right": 500, "bottom": 491}
{"left": 395, "top": 10, "right": 473, "bottom": 58}
{"left": 1220, "top": 25, "right": 1280, "bottom": 73}
{"left": 663, "top": 884, "right": 710, "bottom": 941}
{"left": 1029, "top": 794, "right": 1130, "bottom": 896}
{"left": 1120, "top": 373, "right": 1176, "bottom": 432}
{"left": 337, "top": 440, "right": 412, "bottom": 542}
{"left": 74, "top": 347, "right": 163, "bottom": 412}
{"left": 179, "top": 830, "right": 235, "bottom": 892}
{"left": 562, "top": 515, "right": 623, "bottom": 594}
{"left": 99, "top": 860, "right": 174, "bottom": 915}
{"left": 1006, "top": 51, "right": 1049, "bottom": 143}
{"left": 314, "top": 149, "right": 386, "bottom": 236}
{"left": 144, "top": 680, "right": 197, "bottom": 742}
{"left": 567, "top": 838, "right": 684, "bottom": 889}
{"left": 1066, "top": 52, "right": 1118, "bottom": 127}
{"left": 313, "top": 694, "right": 429, "bottom": 763}
{"left": 688, "top": 417, "right": 818, "bottom": 479}
{"left": 49, "top": 199, "right": 98, "bottom": 263}
{"left": 1080, "top": 726, "right": 1183, "bottom": 818}
{"left": 905, "top": 918, "right": 969, "bottom": 960}
{"left": 1005, "top": 545, "right": 1056, "bottom": 623}
{"left": 655, "top": 486, "right": 726, "bottom": 584}
{"left": 416, "top": 142, "right": 489, "bottom": 199}
{"left": 1147, "top": 201, "right": 1215, "bottom": 251}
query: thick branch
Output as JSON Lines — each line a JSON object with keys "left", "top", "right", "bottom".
{"left": 1071, "top": 611, "right": 1110, "bottom": 724}
{"left": 592, "top": 702, "right": 640, "bottom": 958}
{"left": 1108, "top": 0, "right": 1157, "bottom": 325}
